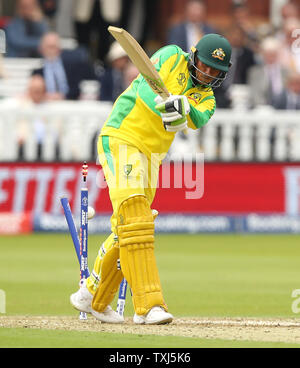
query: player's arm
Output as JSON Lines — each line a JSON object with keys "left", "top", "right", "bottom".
{"left": 155, "top": 93, "right": 216, "bottom": 132}
{"left": 187, "top": 95, "right": 216, "bottom": 130}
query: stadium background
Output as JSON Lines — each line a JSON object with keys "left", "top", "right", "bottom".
{"left": 1, "top": 0, "right": 300, "bottom": 235}
{"left": 1, "top": 0, "right": 300, "bottom": 349}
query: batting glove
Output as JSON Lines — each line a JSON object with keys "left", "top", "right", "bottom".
{"left": 155, "top": 95, "right": 190, "bottom": 132}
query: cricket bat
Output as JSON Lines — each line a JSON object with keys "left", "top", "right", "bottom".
{"left": 108, "top": 26, "right": 170, "bottom": 100}
{"left": 108, "top": 26, "right": 188, "bottom": 133}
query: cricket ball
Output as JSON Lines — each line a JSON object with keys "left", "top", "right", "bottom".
{"left": 88, "top": 206, "right": 95, "bottom": 220}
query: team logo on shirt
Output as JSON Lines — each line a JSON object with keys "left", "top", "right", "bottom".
{"left": 124, "top": 164, "right": 133, "bottom": 176}
{"left": 177, "top": 73, "right": 186, "bottom": 86}
{"left": 211, "top": 48, "right": 226, "bottom": 61}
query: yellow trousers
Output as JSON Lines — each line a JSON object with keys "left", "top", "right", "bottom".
{"left": 87, "top": 136, "right": 165, "bottom": 314}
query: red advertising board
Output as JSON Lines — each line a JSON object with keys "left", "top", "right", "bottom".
{"left": 0, "top": 212, "right": 32, "bottom": 234}
{"left": 0, "top": 162, "right": 300, "bottom": 215}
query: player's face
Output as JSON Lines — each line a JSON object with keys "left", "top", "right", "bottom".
{"left": 195, "top": 60, "right": 221, "bottom": 83}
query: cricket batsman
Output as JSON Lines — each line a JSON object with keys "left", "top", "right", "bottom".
{"left": 71, "top": 33, "right": 232, "bottom": 324}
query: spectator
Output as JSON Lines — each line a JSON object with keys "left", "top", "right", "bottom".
{"left": 25, "top": 73, "right": 47, "bottom": 103}
{"left": 248, "top": 37, "right": 287, "bottom": 109}
{"left": 123, "top": 62, "right": 139, "bottom": 88}
{"left": 272, "top": 71, "right": 300, "bottom": 110}
{"left": 166, "top": 0, "right": 216, "bottom": 52}
{"left": 73, "top": 0, "right": 122, "bottom": 63}
{"left": 214, "top": 24, "right": 256, "bottom": 108}
{"left": 5, "top": 0, "right": 49, "bottom": 57}
{"left": 271, "top": 70, "right": 300, "bottom": 159}
{"left": 38, "top": 0, "right": 57, "bottom": 18}
{"left": 119, "top": 0, "right": 159, "bottom": 50}
{"left": 224, "top": 25, "right": 256, "bottom": 84}
{"left": 32, "top": 32, "right": 97, "bottom": 100}
{"left": 0, "top": 54, "right": 5, "bottom": 79}
{"left": 279, "top": 18, "right": 300, "bottom": 73}
{"left": 38, "top": 0, "right": 57, "bottom": 28}
{"left": 17, "top": 75, "right": 49, "bottom": 160}
{"left": 99, "top": 41, "right": 130, "bottom": 102}
{"left": 281, "top": 1, "right": 300, "bottom": 23}
{"left": 231, "top": 0, "right": 259, "bottom": 52}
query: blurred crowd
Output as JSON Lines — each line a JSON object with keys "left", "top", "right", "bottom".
{"left": 0, "top": 0, "right": 161, "bottom": 103}
{"left": 1, "top": 0, "right": 300, "bottom": 108}
{"left": 0, "top": 0, "right": 300, "bottom": 160}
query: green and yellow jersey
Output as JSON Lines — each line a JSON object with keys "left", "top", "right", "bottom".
{"left": 100, "top": 45, "right": 216, "bottom": 162}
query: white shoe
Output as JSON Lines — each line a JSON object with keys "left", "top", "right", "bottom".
{"left": 70, "top": 280, "right": 124, "bottom": 323}
{"left": 133, "top": 306, "right": 173, "bottom": 325}
{"left": 91, "top": 305, "right": 125, "bottom": 324}
{"left": 70, "top": 279, "right": 93, "bottom": 313}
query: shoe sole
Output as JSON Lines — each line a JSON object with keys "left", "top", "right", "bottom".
{"left": 91, "top": 310, "right": 124, "bottom": 324}
{"left": 134, "top": 316, "right": 173, "bottom": 325}
{"left": 70, "top": 295, "right": 92, "bottom": 314}
{"left": 145, "top": 317, "right": 173, "bottom": 325}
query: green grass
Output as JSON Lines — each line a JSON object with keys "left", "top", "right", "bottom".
{"left": 1, "top": 233, "right": 298, "bottom": 317}
{"left": 1, "top": 233, "right": 300, "bottom": 347}
{"left": 159, "top": 234, "right": 300, "bottom": 318}
{"left": 0, "top": 327, "right": 299, "bottom": 348}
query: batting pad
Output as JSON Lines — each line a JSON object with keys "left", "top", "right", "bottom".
{"left": 117, "top": 195, "right": 167, "bottom": 315}
{"left": 91, "top": 244, "right": 123, "bottom": 312}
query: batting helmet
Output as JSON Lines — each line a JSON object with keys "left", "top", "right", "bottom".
{"left": 188, "top": 33, "right": 232, "bottom": 88}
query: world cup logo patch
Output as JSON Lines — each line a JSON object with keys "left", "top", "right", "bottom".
{"left": 177, "top": 73, "right": 186, "bottom": 86}
{"left": 82, "top": 196, "right": 88, "bottom": 206}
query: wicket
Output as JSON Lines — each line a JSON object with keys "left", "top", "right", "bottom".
{"left": 79, "top": 161, "right": 89, "bottom": 320}
{"left": 61, "top": 161, "right": 128, "bottom": 320}
{"left": 116, "top": 278, "right": 128, "bottom": 317}
{"left": 61, "top": 162, "right": 90, "bottom": 320}
{"left": 60, "top": 197, "right": 82, "bottom": 265}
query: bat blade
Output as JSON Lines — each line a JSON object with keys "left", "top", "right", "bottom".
{"left": 108, "top": 26, "right": 188, "bottom": 134}
{"left": 108, "top": 26, "right": 170, "bottom": 99}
